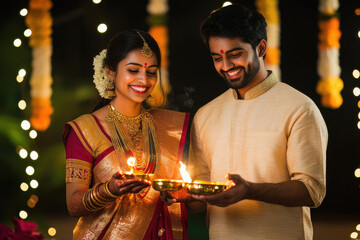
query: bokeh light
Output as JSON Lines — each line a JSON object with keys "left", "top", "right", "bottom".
{"left": 19, "top": 148, "right": 28, "bottom": 159}
{"left": 29, "top": 130, "right": 38, "bottom": 139}
{"left": 97, "top": 23, "right": 107, "bottom": 33}
{"left": 19, "top": 210, "right": 28, "bottom": 219}
{"left": 18, "top": 100, "right": 26, "bottom": 110}
{"left": 20, "top": 8, "right": 28, "bottom": 16}
{"left": 30, "top": 151, "right": 38, "bottom": 160}
{"left": 20, "top": 182, "right": 29, "bottom": 192}
{"left": 14, "top": 38, "right": 22, "bottom": 47}
{"left": 26, "top": 166, "right": 35, "bottom": 176}
{"left": 21, "top": 120, "right": 31, "bottom": 130}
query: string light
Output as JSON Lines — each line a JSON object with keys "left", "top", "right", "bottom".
{"left": 25, "top": 166, "right": 35, "bottom": 176}
{"left": 30, "top": 151, "right": 38, "bottom": 160}
{"left": 222, "top": 1, "right": 232, "bottom": 7}
{"left": 24, "top": 29, "right": 32, "bottom": 37}
{"left": 351, "top": 231, "right": 358, "bottom": 239}
{"left": 97, "top": 23, "right": 107, "bottom": 33}
{"left": 18, "top": 69, "right": 26, "bottom": 77}
{"left": 18, "top": 100, "right": 26, "bottom": 110}
{"left": 353, "top": 69, "right": 360, "bottom": 79}
{"left": 20, "top": 182, "right": 29, "bottom": 191}
{"left": 16, "top": 75, "right": 24, "bottom": 83}
{"left": 21, "top": 120, "right": 31, "bottom": 130}
{"left": 48, "top": 227, "right": 56, "bottom": 237}
{"left": 353, "top": 87, "right": 360, "bottom": 97}
{"left": 19, "top": 148, "right": 28, "bottom": 159}
{"left": 355, "top": 168, "right": 360, "bottom": 178}
{"left": 13, "top": 38, "right": 22, "bottom": 47}
{"left": 19, "top": 210, "right": 28, "bottom": 219}
{"left": 20, "top": 8, "right": 28, "bottom": 16}
{"left": 29, "top": 130, "right": 37, "bottom": 139}
{"left": 30, "top": 179, "right": 39, "bottom": 189}
{"left": 93, "top": 0, "right": 102, "bottom": 3}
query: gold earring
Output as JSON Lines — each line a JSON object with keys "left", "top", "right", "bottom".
{"left": 104, "top": 79, "right": 116, "bottom": 99}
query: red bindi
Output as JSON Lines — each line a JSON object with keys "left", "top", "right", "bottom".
{"left": 144, "top": 63, "right": 147, "bottom": 68}
{"left": 220, "top": 49, "right": 224, "bottom": 54}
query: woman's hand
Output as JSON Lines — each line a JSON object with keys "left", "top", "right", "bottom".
{"left": 108, "top": 171, "right": 150, "bottom": 196}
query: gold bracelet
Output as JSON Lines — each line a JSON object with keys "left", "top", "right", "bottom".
{"left": 82, "top": 190, "right": 98, "bottom": 211}
{"left": 103, "top": 181, "right": 120, "bottom": 198}
{"left": 92, "top": 183, "right": 113, "bottom": 206}
{"left": 83, "top": 183, "right": 111, "bottom": 211}
{"left": 82, "top": 191, "right": 93, "bottom": 211}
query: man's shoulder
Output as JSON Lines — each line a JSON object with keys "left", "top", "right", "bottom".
{"left": 197, "top": 89, "right": 232, "bottom": 113}
{"left": 275, "top": 82, "right": 316, "bottom": 106}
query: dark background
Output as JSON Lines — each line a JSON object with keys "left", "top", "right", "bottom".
{"left": 0, "top": 0, "right": 359, "bottom": 238}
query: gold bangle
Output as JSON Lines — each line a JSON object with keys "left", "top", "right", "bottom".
{"left": 97, "top": 183, "right": 115, "bottom": 202}
{"left": 83, "top": 190, "right": 98, "bottom": 211}
{"left": 92, "top": 183, "right": 113, "bottom": 206}
{"left": 82, "top": 191, "right": 92, "bottom": 211}
{"left": 103, "top": 181, "right": 120, "bottom": 198}
{"left": 83, "top": 183, "right": 110, "bottom": 211}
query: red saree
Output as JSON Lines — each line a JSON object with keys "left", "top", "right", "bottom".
{"left": 63, "top": 109, "right": 190, "bottom": 240}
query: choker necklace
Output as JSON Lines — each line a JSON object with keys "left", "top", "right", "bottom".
{"left": 105, "top": 104, "right": 160, "bottom": 174}
{"left": 106, "top": 104, "right": 144, "bottom": 137}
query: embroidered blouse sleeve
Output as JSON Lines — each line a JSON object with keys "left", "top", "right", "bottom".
{"left": 64, "top": 126, "right": 93, "bottom": 185}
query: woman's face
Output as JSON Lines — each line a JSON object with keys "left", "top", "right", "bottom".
{"left": 112, "top": 49, "right": 158, "bottom": 105}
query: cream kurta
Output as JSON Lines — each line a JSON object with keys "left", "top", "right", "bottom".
{"left": 189, "top": 72, "right": 328, "bottom": 240}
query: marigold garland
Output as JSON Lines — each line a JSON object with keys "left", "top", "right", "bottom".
{"left": 25, "top": 0, "right": 53, "bottom": 130}
{"left": 146, "top": 0, "right": 170, "bottom": 107}
{"left": 316, "top": 0, "right": 343, "bottom": 109}
{"left": 256, "top": 0, "right": 281, "bottom": 81}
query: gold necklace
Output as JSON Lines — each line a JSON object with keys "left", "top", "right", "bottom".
{"left": 105, "top": 104, "right": 160, "bottom": 174}
{"left": 107, "top": 104, "right": 144, "bottom": 137}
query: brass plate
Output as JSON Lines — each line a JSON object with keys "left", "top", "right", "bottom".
{"left": 124, "top": 173, "right": 154, "bottom": 181}
{"left": 185, "top": 181, "right": 227, "bottom": 195}
{"left": 152, "top": 179, "right": 184, "bottom": 191}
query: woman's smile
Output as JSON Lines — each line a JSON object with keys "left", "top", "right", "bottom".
{"left": 129, "top": 84, "right": 148, "bottom": 94}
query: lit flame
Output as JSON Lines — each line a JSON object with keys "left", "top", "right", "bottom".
{"left": 179, "top": 161, "right": 192, "bottom": 183}
{"left": 127, "top": 157, "right": 136, "bottom": 174}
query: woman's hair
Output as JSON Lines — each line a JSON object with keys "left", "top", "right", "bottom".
{"left": 105, "top": 30, "right": 161, "bottom": 72}
{"left": 92, "top": 29, "right": 163, "bottom": 112}
{"left": 200, "top": 4, "right": 267, "bottom": 52}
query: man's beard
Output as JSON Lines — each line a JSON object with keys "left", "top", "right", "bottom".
{"left": 220, "top": 54, "right": 260, "bottom": 90}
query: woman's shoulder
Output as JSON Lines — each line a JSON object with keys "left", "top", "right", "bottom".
{"left": 67, "top": 106, "right": 106, "bottom": 127}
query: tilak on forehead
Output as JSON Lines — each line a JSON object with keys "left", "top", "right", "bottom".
{"left": 220, "top": 49, "right": 224, "bottom": 54}
{"left": 144, "top": 62, "right": 147, "bottom": 68}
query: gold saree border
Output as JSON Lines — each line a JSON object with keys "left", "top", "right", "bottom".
{"left": 66, "top": 158, "right": 92, "bottom": 185}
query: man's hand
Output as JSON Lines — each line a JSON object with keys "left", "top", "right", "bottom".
{"left": 191, "top": 174, "right": 250, "bottom": 207}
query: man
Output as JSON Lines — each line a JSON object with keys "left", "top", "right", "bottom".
{"left": 186, "top": 4, "right": 327, "bottom": 240}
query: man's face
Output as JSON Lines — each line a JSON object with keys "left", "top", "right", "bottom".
{"left": 208, "top": 37, "right": 260, "bottom": 90}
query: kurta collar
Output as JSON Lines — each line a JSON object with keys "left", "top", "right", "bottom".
{"left": 232, "top": 71, "right": 279, "bottom": 100}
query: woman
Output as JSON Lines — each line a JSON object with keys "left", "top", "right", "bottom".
{"left": 63, "top": 30, "right": 189, "bottom": 239}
